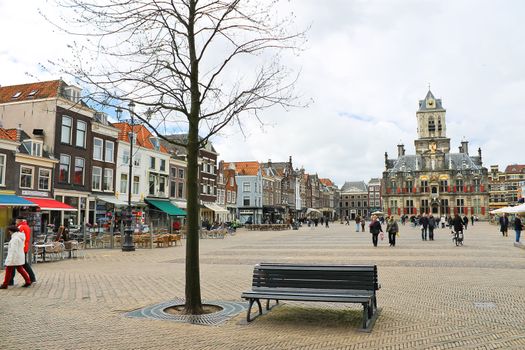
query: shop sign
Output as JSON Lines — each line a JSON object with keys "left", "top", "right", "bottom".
{"left": 21, "top": 190, "right": 48, "bottom": 197}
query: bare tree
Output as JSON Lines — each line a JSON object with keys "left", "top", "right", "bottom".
{"left": 51, "top": 0, "right": 304, "bottom": 314}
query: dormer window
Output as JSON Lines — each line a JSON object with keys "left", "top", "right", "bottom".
{"left": 150, "top": 137, "right": 160, "bottom": 151}
{"left": 22, "top": 140, "right": 43, "bottom": 157}
{"left": 12, "top": 91, "right": 22, "bottom": 99}
{"left": 64, "top": 86, "right": 81, "bottom": 103}
{"left": 28, "top": 89, "right": 38, "bottom": 97}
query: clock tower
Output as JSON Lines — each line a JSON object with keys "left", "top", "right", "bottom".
{"left": 414, "top": 90, "right": 450, "bottom": 157}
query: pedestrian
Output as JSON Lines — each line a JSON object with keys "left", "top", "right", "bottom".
{"left": 499, "top": 214, "right": 509, "bottom": 237}
{"left": 9, "top": 217, "right": 37, "bottom": 285}
{"left": 428, "top": 214, "right": 436, "bottom": 241}
{"left": 420, "top": 213, "right": 429, "bottom": 241}
{"left": 361, "top": 218, "right": 366, "bottom": 232}
{"left": 470, "top": 215, "right": 475, "bottom": 226}
{"left": 369, "top": 215, "right": 382, "bottom": 247}
{"left": 441, "top": 215, "right": 446, "bottom": 228}
{"left": 1, "top": 225, "right": 32, "bottom": 289}
{"left": 386, "top": 216, "right": 399, "bottom": 247}
{"left": 514, "top": 214, "right": 523, "bottom": 243}
{"left": 462, "top": 215, "right": 469, "bottom": 230}
{"left": 355, "top": 215, "right": 361, "bottom": 232}
{"left": 320, "top": 217, "right": 324, "bottom": 226}
{"left": 325, "top": 217, "right": 329, "bottom": 228}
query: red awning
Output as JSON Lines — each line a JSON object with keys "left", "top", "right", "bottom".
{"left": 23, "top": 197, "right": 77, "bottom": 211}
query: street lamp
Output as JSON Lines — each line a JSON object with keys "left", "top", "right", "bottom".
{"left": 121, "top": 101, "right": 136, "bottom": 252}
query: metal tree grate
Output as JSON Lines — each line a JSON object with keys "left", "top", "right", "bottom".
{"left": 125, "top": 298, "right": 248, "bottom": 326}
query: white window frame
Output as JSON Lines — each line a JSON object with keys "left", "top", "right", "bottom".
{"left": 0, "top": 154, "right": 5, "bottom": 186}
{"left": 76, "top": 121, "right": 87, "bottom": 148}
{"left": 243, "top": 182, "right": 251, "bottom": 192}
{"left": 59, "top": 154, "right": 71, "bottom": 183}
{"left": 19, "top": 165, "right": 34, "bottom": 189}
{"left": 150, "top": 156, "right": 156, "bottom": 170}
{"left": 61, "top": 116, "right": 72, "bottom": 144}
{"left": 92, "top": 166, "right": 102, "bottom": 191}
{"left": 74, "top": 157, "right": 85, "bottom": 185}
{"left": 93, "top": 137, "right": 103, "bottom": 161}
{"left": 122, "top": 149, "right": 130, "bottom": 165}
{"left": 160, "top": 159, "right": 166, "bottom": 172}
{"left": 120, "top": 173, "right": 128, "bottom": 194}
{"left": 178, "top": 168, "right": 185, "bottom": 179}
{"left": 103, "top": 168, "right": 114, "bottom": 191}
{"left": 38, "top": 168, "right": 51, "bottom": 191}
{"left": 133, "top": 176, "right": 140, "bottom": 195}
{"left": 105, "top": 140, "right": 114, "bottom": 163}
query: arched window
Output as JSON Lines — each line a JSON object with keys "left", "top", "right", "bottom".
{"left": 437, "top": 117, "right": 442, "bottom": 131}
{"left": 428, "top": 117, "right": 436, "bottom": 132}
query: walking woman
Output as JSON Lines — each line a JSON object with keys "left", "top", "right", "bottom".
{"left": 1, "top": 225, "right": 32, "bottom": 289}
{"left": 514, "top": 214, "right": 523, "bottom": 243}
{"left": 369, "top": 215, "right": 383, "bottom": 247}
{"left": 386, "top": 216, "right": 399, "bottom": 247}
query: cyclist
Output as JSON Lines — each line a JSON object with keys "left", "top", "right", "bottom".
{"left": 452, "top": 214, "right": 464, "bottom": 245}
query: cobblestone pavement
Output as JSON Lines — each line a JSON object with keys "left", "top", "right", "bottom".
{"left": 1, "top": 222, "right": 524, "bottom": 349}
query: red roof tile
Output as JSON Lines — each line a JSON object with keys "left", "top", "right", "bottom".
{"left": 224, "top": 161, "right": 260, "bottom": 176}
{"left": 320, "top": 178, "right": 334, "bottom": 187}
{"left": 111, "top": 122, "right": 168, "bottom": 153}
{"left": 505, "top": 164, "right": 525, "bottom": 174}
{"left": 0, "top": 80, "right": 62, "bottom": 103}
{"left": 0, "top": 128, "right": 16, "bottom": 141}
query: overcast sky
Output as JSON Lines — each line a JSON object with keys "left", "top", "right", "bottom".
{"left": 1, "top": 0, "right": 524, "bottom": 187}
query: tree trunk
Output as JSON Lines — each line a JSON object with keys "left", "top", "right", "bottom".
{"left": 184, "top": 0, "right": 203, "bottom": 315}
{"left": 184, "top": 121, "right": 203, "bottom": 314}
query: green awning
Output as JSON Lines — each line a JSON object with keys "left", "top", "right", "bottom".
{"left": 146, "top": 199, "right": 187, "bottom": 216}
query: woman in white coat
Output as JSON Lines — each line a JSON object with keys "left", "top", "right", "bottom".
{"left": 1, "top": 225, "right": 32, "bottom": 289}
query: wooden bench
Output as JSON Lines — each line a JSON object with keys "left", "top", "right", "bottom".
{"left": 241, "top": 263, "right": 381, "bottom": 330}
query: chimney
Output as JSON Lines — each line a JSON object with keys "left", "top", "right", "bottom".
{"left": 459, "top": 145, "right": 463, "bottom": 153}
{"left": 268, "top": 159, "right": 272, "bottom": 167}
{"left": 397, "top": 144, "right": 405, "bottom": 157}
{"left": 16, "top": 124, "right": 22, "bottom": 142}
{"left": 478, "top": 147, "right": 482, "bottom": 161}
{"left": 461, "top": 140, "right": 469, "bottom": 154}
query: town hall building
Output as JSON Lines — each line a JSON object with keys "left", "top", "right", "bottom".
{"left": 382, "top": 90, "right": 489, "bottom": 219}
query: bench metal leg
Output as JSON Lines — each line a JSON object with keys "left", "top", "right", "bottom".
{"left": 266, "top": 299, "right": 279, "bottom": 310}
{"left": 362, "top": 302, "right": 370, "bottom": 329}
{"left": 246, "top": 298, "right": 263, "bottom": 322}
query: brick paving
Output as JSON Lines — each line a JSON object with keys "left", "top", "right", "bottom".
{"left": 1, "top": 222, "right": 524, "bottom": 349}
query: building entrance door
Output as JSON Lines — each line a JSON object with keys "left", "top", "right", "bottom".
{"left": 432, "top": 203, "right": 439, "bottom": 214}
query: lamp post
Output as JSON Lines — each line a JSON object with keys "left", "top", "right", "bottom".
{"left": 121, "top": 101, "right": 136, "bottom": 252}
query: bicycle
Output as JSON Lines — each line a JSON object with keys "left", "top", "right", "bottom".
{"left": 451, "top": 230, "right": 463, "bottom": 246}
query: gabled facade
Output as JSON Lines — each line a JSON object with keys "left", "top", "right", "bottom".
{"left": 367, "top": 178, "right": 382, "bottom": 214}
{"left": 0, "top": 80, "right": 95, "bottom": 225}
{"left": 339, "top": 181, "right": 369, "bottom": 220}
{"left": 488, "top": 164, "right": 525, "bottom": 211}
{"left": 112, "top": 122, "right": 170, "bottom": 205}
{"left": 382, "top": 90, "right": 489, "bottom": 218}
{"left": 225, "top": 161, "right": 263, "bottom": 224}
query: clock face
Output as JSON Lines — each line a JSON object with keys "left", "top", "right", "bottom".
{"left": 428, "top": 100, "right": 434, "bottom": 106}
{"left": 429, "top": 142, "right": 437, "bottom": 152}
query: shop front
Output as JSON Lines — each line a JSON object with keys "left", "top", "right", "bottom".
{"left": 21, "top": 197, "right": 76, "bottom": 235}
{"left": 146, "top": 198, "right": 187, "bottom": 232}
{"left": 0, "top": 192, "right": 37, "bottom": 229}
{"left": 238, "top": 208, "right": 263, "bottom": 224}
{"left": 203, "top": 203, "right": 229, "bottom": 223}
{"left": 263, "top": 205, "right": 285, "bottom": 224}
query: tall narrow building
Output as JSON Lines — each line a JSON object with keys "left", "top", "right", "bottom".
{"left": 382, "top": 90, "right": 489, "bottom": 218}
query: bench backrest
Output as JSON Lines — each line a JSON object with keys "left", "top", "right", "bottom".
{"left": 252, "top": 263, "right": 379, "bottom": 292}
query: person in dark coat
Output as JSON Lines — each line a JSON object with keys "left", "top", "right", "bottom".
{"left": 453, "top": 214, "right": 464, "bottom": 234}
{"left": 420, "top": 213, "right": 429, "bottom": 241}
{"left": 499, "top": 214, "right": 509, "bottom": 237}
{"left": 428, "top": 214, "right": 436, "bottom": 241}
{"left": 462, "top": 215, "right": 469, "bottom": 230}
{"left": 514, "top": 214, "right": 523, "bottom": 243}
{"left": 369, "top": 215, "right": 383, "bottom": 247}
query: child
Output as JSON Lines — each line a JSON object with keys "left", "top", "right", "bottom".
{"left": 1, "top": 225, "right": 32, "bottom": 289}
